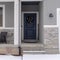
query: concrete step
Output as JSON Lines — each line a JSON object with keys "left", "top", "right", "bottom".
{"left": 21, "top": 43, "right": 44, "bottom": 51}
{"left": 23, "top": 51, "right": 45, "bottom": 54}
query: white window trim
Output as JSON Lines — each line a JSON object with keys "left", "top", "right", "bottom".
{"left": 0, "top": 27, "right": 14, "bottom": 29}
{"left": 0, "top": 0, "right": 14, "bottom": 2}
{"left": 3, "top": 5, "right": 5, "bottom": 28}
{"left": 44, "top": 25, "right": 58, "bottom": 28}
{"left": 0, "top": 5, "right": 5, "bottom": 28}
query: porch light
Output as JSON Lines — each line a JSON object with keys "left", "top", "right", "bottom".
{"left": 49, "top": 13, "right": 54, "bottom": 17}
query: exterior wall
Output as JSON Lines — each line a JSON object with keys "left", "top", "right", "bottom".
{"left": 43, "top": 0, "right": 59, "bottom": 53}
{"left": 43, "top": 0, "right": 60, "bottom": 25}
{"left": 5, "top": 2, "right": 14, "bottom": 27}
{"left": 0, "top": 2, "right": 14, "bottom": 27}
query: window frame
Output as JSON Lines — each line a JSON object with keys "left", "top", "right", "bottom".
{"left": 0, "top": 5, "right": 5, "bottom": 28}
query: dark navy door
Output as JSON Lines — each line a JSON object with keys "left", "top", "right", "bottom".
{"left": 24, "top": 13, "right": 36, "bottom": 40}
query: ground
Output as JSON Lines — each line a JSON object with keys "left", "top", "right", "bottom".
{"left": 0, "top": 54, "right": 60, "bottom": 60}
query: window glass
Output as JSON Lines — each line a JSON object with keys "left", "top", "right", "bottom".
{"left": 0, "top": 7, "right": 3, "bottom": 27}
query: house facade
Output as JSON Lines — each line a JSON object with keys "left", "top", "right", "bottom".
{"left": 0, "top": 0, "right": 59, "bottom": 55}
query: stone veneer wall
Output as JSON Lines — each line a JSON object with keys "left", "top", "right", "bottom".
{"left": 0, "top": 29, "right": 14, "bottom": 44}
{"left": 44, "top": 27, "right": 59, "bottom": 54}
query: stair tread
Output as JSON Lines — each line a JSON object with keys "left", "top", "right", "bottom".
{"left": 22, "top": 43, "right": 44, "bottom": 47}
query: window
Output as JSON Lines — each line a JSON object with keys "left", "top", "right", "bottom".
{"left": 0, "top": 7, "right": 3, "bottom": 27}
{"left": 0, "top": 5, "right": 5, "bottom": 28}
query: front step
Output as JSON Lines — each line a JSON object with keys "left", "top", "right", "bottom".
{"left": 21, "top": 43, "right": 44, "bottom": 52}
{"left": 23, "top": 51, "right": 45, "bottom": 54}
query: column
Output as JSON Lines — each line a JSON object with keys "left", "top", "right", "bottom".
{"left": 14, "top": 0, "right": 20, "bottom": 46}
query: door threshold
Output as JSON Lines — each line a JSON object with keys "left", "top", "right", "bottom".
{"left": 23, "top": 40, "right": 38, "bottom": 43}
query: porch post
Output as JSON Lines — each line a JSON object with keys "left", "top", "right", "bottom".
{"left": 14, "top": 0, "right": 20, "bottom": 46}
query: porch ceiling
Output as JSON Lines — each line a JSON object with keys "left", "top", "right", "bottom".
{"left": 22, "top": 2, "right": 40, "bottom": 5}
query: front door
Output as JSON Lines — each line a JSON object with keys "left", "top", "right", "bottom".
{"left": 24, "top": 13, "right": 37, "bottom": 42}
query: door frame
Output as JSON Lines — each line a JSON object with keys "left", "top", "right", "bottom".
{"left": 22, "top": 12, "right": 39, "bottom": 42}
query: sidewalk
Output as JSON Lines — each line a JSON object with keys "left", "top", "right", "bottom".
{"left": 23, "top": 54, "right": 60, "bottom": 60}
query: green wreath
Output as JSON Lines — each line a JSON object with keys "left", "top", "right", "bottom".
{"left": 26, "top": 16, "right": 33, "bottom": 23}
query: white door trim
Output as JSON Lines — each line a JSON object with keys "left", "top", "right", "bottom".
{"left": 22, "top": 12, "right": 39, "bottom": 41}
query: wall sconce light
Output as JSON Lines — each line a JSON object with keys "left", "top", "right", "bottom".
{"left": 49, "top": 13, "right": 54, "bottom": 17}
